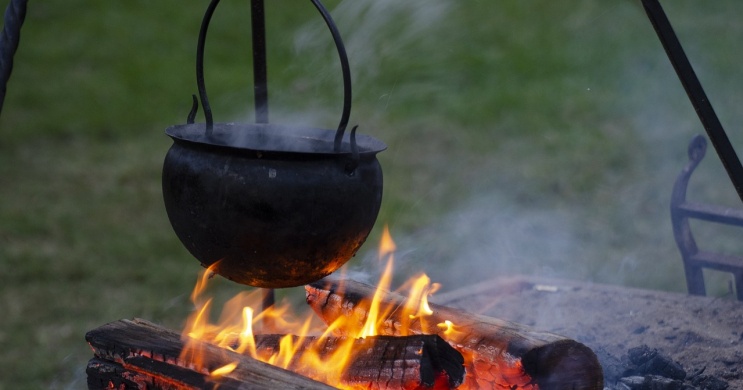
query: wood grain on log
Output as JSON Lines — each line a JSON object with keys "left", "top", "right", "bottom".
{"left": 305, "top": 279, "right": 604, "bottom": 390}
{"left": 85, "top": 318, "right": 334, "bottom": 390}
{"left": 250, "top": 334, "right": 465, "bottom": 389}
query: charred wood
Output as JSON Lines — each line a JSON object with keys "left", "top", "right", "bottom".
{"left": 250, "top": 334, "right": 465, "bottom": 389}
{"left": 86, "top": 356, "right": 246, "bottom": 390}
{"left": 626, "top": 345, "right": 686, "bottom": 381}
{"left": 618, "top": 375, "right": 690, "bottom": 390}
{"left": 85, "top": 318, "right": 334, "bottom": 390}
{"left": 306, "top": 278, "right": 604, "bottom": 390}
{"left": 607, "top": 345, "right": 729, "bottom": 390}
{"left": 86, "top": 318, "right": 464, "bottom": 390}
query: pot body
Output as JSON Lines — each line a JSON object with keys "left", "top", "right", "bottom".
{"left": 162, "top": 124, "right": 384, "bottom": 288}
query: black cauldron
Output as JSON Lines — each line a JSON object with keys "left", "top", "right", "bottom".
{"left": 162, "top": 123, "right": 385, "bottom": 288}
{"left": 162, "top": 0, "right": 385, "bottom": 288}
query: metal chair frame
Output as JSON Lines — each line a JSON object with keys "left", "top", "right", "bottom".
{"left": 671, "top": 135, "right": 743, "bottom": 301}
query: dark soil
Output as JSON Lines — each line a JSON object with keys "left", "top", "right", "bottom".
{"left": 434, "top": 276, "right": 743, "bottom": 389}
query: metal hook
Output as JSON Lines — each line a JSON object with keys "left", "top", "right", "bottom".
{"left": 345, "top": 125, "right": 360, "bottom": 175}
{"left": 187, "top": 94, "right": 199, "bottom": 124}
{"left": 687, "top": 134, "right": 707, "bottom": 166}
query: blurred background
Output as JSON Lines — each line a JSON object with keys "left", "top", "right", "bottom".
{"left": 1, "top": 0, "right": 742, "bottom": 388}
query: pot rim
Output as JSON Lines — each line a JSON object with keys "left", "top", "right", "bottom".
{"left": 166, "top": 122, "right": 387, "bottom": 156}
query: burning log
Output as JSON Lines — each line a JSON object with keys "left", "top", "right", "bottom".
{"left": 306, "top": 279, "right": 604, "bottom": 390}
{"left": 86, "top": 356, "right": 248, "bottom": 390}
{"left": 86, "top": 318, "right": 465, "bottom": 389}
{"left": 85, "top": 318, "right": 334, "bottom": 390}
{"left": 250, "top": 334, "right": 465, "bottom": 389}
{"left": 342, "top": 335, "right": 463, "bottom": 389}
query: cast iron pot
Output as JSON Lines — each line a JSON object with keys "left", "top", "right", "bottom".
{"left": 162, "top": 0, "right": 385, "bottom": 287}
{"left": 162, "top": 122, "right": 385, "bottom": 288}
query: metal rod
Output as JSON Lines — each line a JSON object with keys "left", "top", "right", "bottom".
{"left": 251, "top": 0, "right": 269, "bottom": 123}
{"left": 261, "top": 287, "right": 275, "bottom": 332}
{"left": 251, "top": 0, "right": 272, "bottom": 319}
{"left": 0, "top": 0, "right": 29, "bottom": 117}
{"left": 641, "top": 0, "right": 743, "bottom": 204}
{"left": 261, "top": 287, "right": 275, "bottom": 310}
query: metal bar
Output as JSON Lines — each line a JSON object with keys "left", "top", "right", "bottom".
{"left": 0, "top": 0, "right": 29, "bottom": 117}
{"left": 641, "top": 0, "right": 743, "bottom": 204}
{"left": 252, "top": 0, "right": 272, "bottom": 317}
{"left": 251, "top": 0, "right": 268, "bottom": 123}
{"left": 261, "top": 287, "right": 275, "bottom": 331}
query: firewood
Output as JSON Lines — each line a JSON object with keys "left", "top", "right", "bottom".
{"left": 250, "top": 334, "right": 465, "bottom": 389}
{"left": 306, "top": 279, "right": 604, "bottom": 390}
{"left": 86, "top": 318, "right": 464, "bottom": 389}
{"left": 85, "top": 318, "right": 334, "bottom": 390}
{"left": 86, "top": 356, "right": 246, "bottom": 390}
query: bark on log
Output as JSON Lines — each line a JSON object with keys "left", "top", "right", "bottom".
{"left": 85, "top": 318, "right": 334, "bottom": 390}
{"left": 305, "top": 279, "right": 604, "bottom": 390}
{"left": 250, "top": 334, "right": 465, "bottom": 389}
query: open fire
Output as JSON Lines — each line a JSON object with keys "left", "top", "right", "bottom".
{"left": 85, "top": 228, "right": 603, "bottom": 390}
{"left": 179, "top": 227, "right": 466, "bottom": 388}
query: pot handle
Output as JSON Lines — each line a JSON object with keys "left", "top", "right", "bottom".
{"left": 195, "top": 0, "right": 220, "bottom": 134}
{"left": 194, "top": 0, "right": 353, "bottom": 152}
{"left": 310, "top": 0, "right": 352, "bottom": 153}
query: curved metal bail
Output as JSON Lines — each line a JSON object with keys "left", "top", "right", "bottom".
{"left": 196, "top": 0, "right": 221, "bottom": 135}
{"left": 308, "top": 0, "right": 353, "bottom": 153}
{"left": 194, "top": 0, "right": 352, "bottom": 144}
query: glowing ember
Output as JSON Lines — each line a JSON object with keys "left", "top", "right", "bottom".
{"left": 178, "top": 226, "right": 460, "bottom": 388}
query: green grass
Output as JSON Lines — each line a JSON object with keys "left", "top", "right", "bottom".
{"left": 1, "top": 0, "right": 743, "bottom": 388}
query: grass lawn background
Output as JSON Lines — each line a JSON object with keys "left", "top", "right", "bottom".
{"left": 1, "top": 1, "right": 742, "bottom": 388}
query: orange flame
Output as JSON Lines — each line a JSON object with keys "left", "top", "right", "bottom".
{"left": 210, "top": 362, "right": 237, "bottom": 378}
{"left": 179, "top": 225, "right": 459, "bottom": 388}
{"left": 359, "top": 225, "right": 396, "bottom": 338}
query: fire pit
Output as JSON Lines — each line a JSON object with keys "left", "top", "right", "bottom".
{"left": 83, "top": 269, "right": 743, "bottom": 389}
{"left": 85, "top": 278, "right": 604, "bottom": 389}
{"left": 433, "top": 275, "right": 742, "bottom": 389}
{"left": 85, "top": 231, "right": 604, "bottom": 390}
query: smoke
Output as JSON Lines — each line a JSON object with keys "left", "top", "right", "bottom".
{"left": 277, "top": 0, "right": 743, "bottom": 298}
{"left": 294, "top": 0, "right": 452, "bottom": 84}
{"left": 347, "top": 190, "right": 591, "bottom": 293}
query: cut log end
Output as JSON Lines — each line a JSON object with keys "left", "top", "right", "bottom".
{"left": 345, "top": 335, "right": 466, "bottom": 389}
{"left": 250, "top": 333, "right": 465, "bottom": 389}
{"left": 521, "top": 340, "right": 604, "bottom": 390}
{"left": 306, "top": 279, "right": 604, "bottom": 390}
